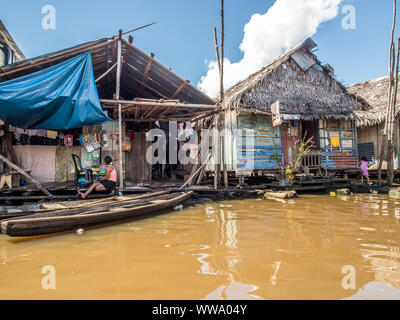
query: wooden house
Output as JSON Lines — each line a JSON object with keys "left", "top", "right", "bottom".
{"left": 347, "top": 76, "right": 400, "bottom": 171}
{"left": 0, "top": 34, "right": 215, "bottom": 189}
{"left": 205, "top": 38, "right": 363, "bottom": 180}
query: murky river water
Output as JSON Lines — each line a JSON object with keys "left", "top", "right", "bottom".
{"left": 1, "top": 194, "right": 400, "bottom": 300}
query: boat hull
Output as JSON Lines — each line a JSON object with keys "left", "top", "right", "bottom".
{"left": 1, "top": 192, "right": 192, "bottom": 237}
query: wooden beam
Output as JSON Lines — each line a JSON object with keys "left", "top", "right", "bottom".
{"left": 100, "top": 98, "right": 215, "bottom": 110}
{"left": 95, "top": 62, "right": 117, "bottom": 83}
{"left": 0, "top": 154, "right": 53, "bottom": 196}
{"left": 116, "top": 30, "right": 124, "bottom": 190}
{"left": 124, "top": 69, "right": 169, "bottom": 99}
{"left": 0, "top": 40, "right": 112, "bottom": 78}
{"left": 171, "top": 82, "right": 188, "bottom": 99}
{"left": 158, "top": 106, "right": 177, "bottom": 117}
{"left": 138, "top": 53, "right": 155, "bottom": 97}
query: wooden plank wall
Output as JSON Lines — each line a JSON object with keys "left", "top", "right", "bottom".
{"left": 236, "top": 113, "right": 282, "bottom": 172}
{"left": 55, "top": 146, "right": 81, "bottom": 182}
{"left": 125, "top": 132, "right": 152, "bottom": 182}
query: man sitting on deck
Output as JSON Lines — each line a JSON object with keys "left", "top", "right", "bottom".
{"left": 78, "top": 156, "right": 117, "bottom": 199}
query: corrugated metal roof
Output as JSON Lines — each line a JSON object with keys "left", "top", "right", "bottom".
{"left": 290, "top": 50, "right": 315, "bottom": 72}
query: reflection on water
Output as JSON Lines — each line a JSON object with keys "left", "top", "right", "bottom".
{"left": 1, "top": 194, "right": 400, "bottom": 299}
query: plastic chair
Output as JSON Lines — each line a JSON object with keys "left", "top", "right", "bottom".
{"left": 72, "top": 154, "right": 93, "bottom": 186}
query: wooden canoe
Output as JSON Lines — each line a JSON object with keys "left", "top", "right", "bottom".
{"left": 0, "top": 190, "right": 169, "bottom": 221}
{"left": 1, "top": 191, "right": 192, "bottom": 237}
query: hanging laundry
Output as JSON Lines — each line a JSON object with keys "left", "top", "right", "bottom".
{"left": 26, "top": 129, "right": 38, "bottom": 136}
{"left": 185, "top": 121, "right": 194, "bottom": 137}
{"left": 102, "top": 134, "right": 109, "bottom": 148}
{"left": 37, "top": 129, "right": 47, "bottom": 137}
{"left": 46, "top": 130, "right": 58, "bottom": 139}
{"left": 64, "top": 134, "right": 73, "bottom": 147}
{"left": 330, "top": 137, "right": 340, "bottom": 148}
{"left": 80, "top": 133, "right": 102, "bottom": 152}
{"left": 177, "top": 122, "right": 185, "bottom": 140}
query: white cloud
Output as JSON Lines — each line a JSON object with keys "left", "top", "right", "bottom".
{"left": 198, "top": 0, "right": 343, "bottom": 98}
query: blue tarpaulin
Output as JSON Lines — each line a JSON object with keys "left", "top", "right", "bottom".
{"left": 0, "top": 52, "right": 112, "bottom": 129}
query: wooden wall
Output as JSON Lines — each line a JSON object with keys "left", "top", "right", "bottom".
{"left": 235, "top": 112, "right": 282, "bottom": 173}
{"left": 357, "top": 122, "right": 400, "bottom": 170}
{"left": 55, "top": 146, "right": 81, "bottom": 182}
{"left": 125, "top": 132, "right": 152, "bottom": 182}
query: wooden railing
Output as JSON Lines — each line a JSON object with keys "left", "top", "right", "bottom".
{"left": 301, "top": 154, "right": 321, "bottom": 168}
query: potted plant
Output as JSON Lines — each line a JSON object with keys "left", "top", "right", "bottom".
{"left": 272, "top": 136, "right": 314, "bottom": 186}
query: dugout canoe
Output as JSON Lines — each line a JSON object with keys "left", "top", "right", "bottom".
{"left": 1, "top": 191, "right": 192, "bottom": 237}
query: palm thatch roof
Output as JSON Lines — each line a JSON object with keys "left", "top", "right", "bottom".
{"left": 347, "top": 76, "right": 399, "bottom": 127}
{"left": 224, "top": 38, "right": 362, "bottom": 120}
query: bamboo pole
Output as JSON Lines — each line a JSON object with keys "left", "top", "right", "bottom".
{"left": 378, "top": 0, "right": 397, "bottom": 185}
{"left": 100, "top": 99, "right": 215, "bottom": 110}
{"left": 179, "top": 153, "right": 212, "bottom": 189}
{"left": 212, "top": 28, "right": 221, "bottom": 190}
{"left": 0, "top": 154, "right": 53, "bottom": 197}
{"left": 95, "top": 62, "right": 118, "bottom": 83}
{"left": 116, "top": 30, "right": 124, "bottom": 191}
{"left": 186, "top": 116, "right": 215, "bottom": 186}
{"left": 220, "top": 0, "right": 228, "bottom": 189}
{"left": 388, "top": 38, "right": 400, "bottom": 185}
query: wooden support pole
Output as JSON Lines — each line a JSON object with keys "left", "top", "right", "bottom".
{"left": 0, "top": 154, "right": 53, "bottom": 196}
{"left": 179, "top": 153, "right": 212, "bottom": 189}
{"left": 116, "top": 30, "right": 124, "bottom": 190}
{"left": 378, "top": 0, "right": 397, "bottom": 185}
{"left": 213, "top": 24, "right": 228, "bottom": 189}
{"left": 388, "top": 37, "right": 400, "bottom": 186}
{"left": 100, "top": 98, "right": 215, "bottom": 110}
{"left": 95, "top": 62, "right": 118, "bottom": 83}
{"left": 220, "top": 0, "right": 228, "bottom": 189}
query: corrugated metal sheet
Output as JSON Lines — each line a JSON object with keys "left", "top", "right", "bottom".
{"left": 290, "top": 50, "right": 315, "bottom": 72}
{"left": 357, "top": 142, "right": 375, "bottom": 162}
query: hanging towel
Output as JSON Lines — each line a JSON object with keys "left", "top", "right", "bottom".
{"left": 330, "top": 137, "right": 340, "bottom": 148}
{"left": 64, "top": 135, "right": 73, "bottom": 147}
{"left": 47, "top": 130, "right": 58, "bottom": 139}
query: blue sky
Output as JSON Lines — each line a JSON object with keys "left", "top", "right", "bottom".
{"left": 1, "top": 0, "right": 397, "bottom": 89}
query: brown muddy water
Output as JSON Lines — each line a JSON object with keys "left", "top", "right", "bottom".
{"left": 1, "top": 194, "right": 400, "bottom": 300}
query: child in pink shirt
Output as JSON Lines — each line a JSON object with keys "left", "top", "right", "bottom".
{"left": 360, "top": 156, "right": 371, "bottom": 185}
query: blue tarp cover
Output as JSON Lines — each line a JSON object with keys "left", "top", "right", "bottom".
{"left": 0, "top": 52, "right": 112, "bottom": 129}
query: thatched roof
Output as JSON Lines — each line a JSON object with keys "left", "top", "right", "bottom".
{"left": 347, "top": 76, "right": 399, "bottom": 127}
{"left": 224, "top": 38, "right": 362, "bottom": 120}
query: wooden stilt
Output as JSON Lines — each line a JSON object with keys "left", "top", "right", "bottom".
{"left": 116, "top": 30, "right": 124, "bottom": 191}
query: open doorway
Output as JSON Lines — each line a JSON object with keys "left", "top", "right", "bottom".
{"left": 301, "top": 120, "right": 319, "bottom": 149}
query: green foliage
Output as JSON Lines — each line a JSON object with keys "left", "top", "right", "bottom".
{"left": 272, "top": 135, "right": 314, "bottom": 185}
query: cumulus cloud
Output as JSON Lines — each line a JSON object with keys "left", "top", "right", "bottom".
{"left": 198, "top": 0, "right": 343, "bottom": 98}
